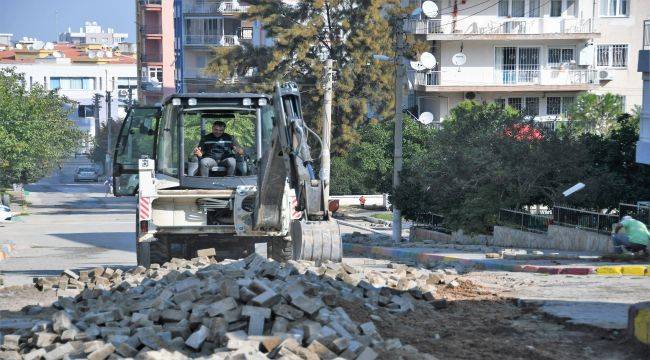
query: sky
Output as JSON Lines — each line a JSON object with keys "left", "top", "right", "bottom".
{"left": 0, "top": 0, "right": 136, "bottom": 42}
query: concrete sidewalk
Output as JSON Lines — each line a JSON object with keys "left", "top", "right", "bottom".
{"left": 343, "top": 243, "right": 650, "bottom": 276}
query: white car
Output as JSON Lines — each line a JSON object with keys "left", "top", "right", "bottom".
{"left": 0, "top": 205, "right": 12, "bottom": 222}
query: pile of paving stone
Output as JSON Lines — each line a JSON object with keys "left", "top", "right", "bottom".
{"left": 0, "top": 254, "right": 451, "bottom": 359}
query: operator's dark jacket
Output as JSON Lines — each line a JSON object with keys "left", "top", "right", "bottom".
{"left": 198, "top": 133, "right": 238, "bottom": 161}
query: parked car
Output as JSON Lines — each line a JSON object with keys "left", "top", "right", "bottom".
{"left": 0, "top": 205, "right": 12, "bottom": 222}
{"left": 74, "top": 167, "right": 99, "bottom": 182}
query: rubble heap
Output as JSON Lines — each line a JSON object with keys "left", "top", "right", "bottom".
{"left": 1, "top": 255, "right": 448, "bottom": 359}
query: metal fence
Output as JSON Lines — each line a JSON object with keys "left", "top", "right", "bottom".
{"left": 552, "top": 205, "right": 619, "bottom": 234}
{"left": 619, "top": 203, "right": 650, "bottom": 226}
{"left": 412, "top": 212, "right": 449, "bottom": 233}
{"left": 498, "top": 209, "right": 551, "bottom": 233}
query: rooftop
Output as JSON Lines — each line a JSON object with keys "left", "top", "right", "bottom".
{"left": 0, "top": 43, "right": 136, "bottom": 65}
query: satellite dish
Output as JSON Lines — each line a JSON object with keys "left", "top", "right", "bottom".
{"left": 410, "top": 60, "right": 426, "bottom": 71}
{"left": 44, "top": 42, "right": 54, "bottom": 50}
{"left": 422, "top": 1, "right": 439, "bottom": 18}
{"left": 96, "top": 51, "right": 105, "bottom": 58}
{"left": 452, "top": 53, "right": 467, "bottom": 66}
{"left": 15, "top": 43, "right": 23, "bottom": 49}
{"left": 33, "top": 41, "right": 45, "bottom": 50}
{"left": 88, "top": 51, "right": 96, "bottom": 58}
{"left": 52, "top": 51, "right": 62, "bottom": 58}
{"left": 418, "top": 112, "right": 435, "bottom": 125}
{"left": 105, "top": 51, "right": 113, "bottom": 58}
{"left": 419, "top": 52, "right": 437, "bottom": 70}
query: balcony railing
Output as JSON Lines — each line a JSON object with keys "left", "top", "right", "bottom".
{"left": 414, "top": 67, "right": 597, "bottom": 87}
{"left": 140, "top": 54, "right": 163, "bottom": 63}
{"left": 140, "top": 0, "right": 161, "bottom": 6}
{"left": 406, "top": 17, "right": 594, "bottom": 36}
{"left": 140, "top": 25, "right": 162, "bottom": 35}
{"left": 185, "top": 34, "right": 240, "bottom": 46}
{"left": 183, "top": 1, "right": 249, "bottom": 14}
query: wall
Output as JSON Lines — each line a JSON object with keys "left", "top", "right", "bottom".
{"left": 161, "top": 0, "right": 176, "bottom": 98}
{"left": 593, "top": 0, "right": 650, "bottom": 111}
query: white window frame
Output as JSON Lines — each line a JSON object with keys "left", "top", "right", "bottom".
{"left": 549, "top": 0, "right": 576, "bottom": 17}
{"left": 600, "top": 0, "right": 629, "bottom": 17}
{"left": 546, "top": 96, "right": 574, "bottom": 116}
{"left": 596, "top": 44, "right": 628, "bottom": 68}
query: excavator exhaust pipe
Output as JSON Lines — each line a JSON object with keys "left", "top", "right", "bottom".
{"left": 290, "top": 220, "right": 342, "bottom": 262}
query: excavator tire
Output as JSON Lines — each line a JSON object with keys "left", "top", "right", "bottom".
{"left": 268, "top": 235, "right": 293, "bottom": 262}
{"left": 291, "top": 220, "right": 342, "bottom": 262}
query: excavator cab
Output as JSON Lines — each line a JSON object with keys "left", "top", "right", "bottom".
{"left": 115, "top": 86, "right": 341, "bottom": 266}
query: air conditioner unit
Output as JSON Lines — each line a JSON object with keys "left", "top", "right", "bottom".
{"left": 118, "top": 89, "right": 129, "bottom": 97}
{"left": 598, "top": 70, "right": 614, "bottom": 81}
{"left": 464, "top": 91, "right": 479, "bottom": 101}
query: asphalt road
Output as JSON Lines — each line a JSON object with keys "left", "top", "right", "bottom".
{"left": 0, "top": 160, "right": 138, "bottom": 286}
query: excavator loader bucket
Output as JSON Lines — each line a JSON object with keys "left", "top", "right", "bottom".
{"left": 290, "top": 219, "right": 342, "bottom": 262}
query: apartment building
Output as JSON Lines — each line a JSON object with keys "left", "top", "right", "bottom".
{"left": 136, "top": 0, "right": 176, "bottom": 105}
{"left": 59, "top": 21, "right": 129, "bottom": 47}
{"left": 409, "top": 0, "right": 649, "bottom": 124}
{"left": 173, "top": 0, "right": 258, "bottom": 93}
{"left": 0, "top": 43, "right": 138, "bottom": 150}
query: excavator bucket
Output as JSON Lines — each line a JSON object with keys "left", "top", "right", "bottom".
{"left": 290, "top": 220, "right": 342, "bottom": 262}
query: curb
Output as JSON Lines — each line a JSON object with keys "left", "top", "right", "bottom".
{"left": 0, "top": 242, "right": 15, "bottom": 261}
{"left": 343, "top": 243, "right": 650, "bottom": 276}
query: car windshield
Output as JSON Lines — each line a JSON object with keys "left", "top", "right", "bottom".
{"left": 79, "top": 168, "right": 94, "bottom": 172}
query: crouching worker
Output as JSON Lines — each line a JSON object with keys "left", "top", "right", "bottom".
{"left": 612, "top": 215, "right": 650, "bottom": 255}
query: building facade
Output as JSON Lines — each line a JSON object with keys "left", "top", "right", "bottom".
{"left": 59, "top": 21, "right": 129, "bottom": 47}
{"left": 0, "top": 43, "right": 138, "bottom": 151}
{"left": 408, "top": 0, "right": 649, "bottom": 124}
{"left": 136, "top": 0, "right": 176, "bottom": 105}
{"left": 173, "top": 0, "right": 257, "bottom": 93}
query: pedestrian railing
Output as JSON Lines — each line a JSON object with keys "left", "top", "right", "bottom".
{"left": 619, "top": 203, "right": 650, "bottom": 226}
{"left": 498, "top": 209, "right": 551, "bottom": 233}
{"left": 552, "top": 205, "right": 619, "bottom": 234}
{"left": 412, "top": 212, "right": 449, "bottom": 233}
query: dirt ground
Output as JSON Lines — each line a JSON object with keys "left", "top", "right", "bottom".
{"left": 340, "top": 279, "right": 649, "bottom": 360}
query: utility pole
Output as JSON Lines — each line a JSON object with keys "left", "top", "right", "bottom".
{"left": 105, "top": 90, "right": 113, "bottom": 176}
{"left": 128, "top": 87, "right": 134, "bottom": 107}
{"left": 392, "top": 6, "right": 406, "bottom": 244}
{"left": 92, "top": 93, "right": 103, "bottom": 141}
{"left": 321, "top": 58, "right": 333, "bottom": 203}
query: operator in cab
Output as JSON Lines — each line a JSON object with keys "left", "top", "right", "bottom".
{"left": 193, "top": 121, "right": 244, "bottom": 177}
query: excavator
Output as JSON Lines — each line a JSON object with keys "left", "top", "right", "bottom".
{"left": 113, "top": 83, "right": 342, "bottom": 266}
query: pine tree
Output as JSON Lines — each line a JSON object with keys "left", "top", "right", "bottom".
{"left": 206, "top": 0, "right": 424, "bottom": 154}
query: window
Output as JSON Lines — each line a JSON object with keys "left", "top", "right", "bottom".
{"left": 597, "top": 44, "right": 628, "bottom": 67}
{"left": 512, "top": 0, "right": 525, "bottom": 17}
{"left": 50, "top": 77, "right": 96, "bottom": 90}
{"left": 550, "top": 0, "right": 562, "bottom": 16}
{"left": 547, "top": 96, "right": 574, "bottom": 115}
{"left": 156, "top": 104, "right": 180, "bottom": 177}
{"left": 528, "top": 0, "right": 540, "bottom": 17}
{"left": 600, "top": 0, "right": 629, "bottom": 17}
{"left": 241, "top": 27, "right": 253, "bottom": 40}
{"left": 498, "top": 0, "right": 509, "bottom": 17}
{"left": 145, "top": 66, "right": 163, "bottom": 82}
{"left": 548, "top": 48, "right": 574, "bottom": 67}
{"left": 495, "top": 99, "right": 506, "bottom": 108}
{"left": 77, "top": 105, "right": 95, "bottom": 118}
{"left": 508, "top": 98, "right": 522, "bottom": 111}
{"left": 524, "top": 97, "right": 540, "bottom": 117}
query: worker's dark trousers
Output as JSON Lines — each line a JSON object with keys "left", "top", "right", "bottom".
{"left": 612, "top": 234, "right": 647, "bottom": 253}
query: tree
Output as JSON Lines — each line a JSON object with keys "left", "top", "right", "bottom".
{"left": 330, "top": 116, "right": 437, "bottom": 195}
{"left": 392, "top": 101, "right": 590, "bottom": 233}
{"left": 89, "top": 119, "right": 123, "bottom": 165}
{"left": 206, "top": 0, "right": 425, "bottom": 154}
{"left": 572, "top": 111, "right": 650, "bottom": 210}
{"left": 0, "top": 68, "right": 84, "bottom": 188}
{"left": 566, "top": 93, "right": 624, "bottom": 136}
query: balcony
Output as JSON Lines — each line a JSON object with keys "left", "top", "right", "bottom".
{"left": 406, "top": 17, "right": 598, "bottom": 40}
{"left": 413, "top": 67, "right": 598, "bottom": 92}
{"left": 141, "top": 54, "right": 163, "bottom": 63}
{"left": 140, "top": 25, "right": 162, "bottom": 36}
{"left": 184, "top": 34, "right": 240, "bottom": 46}
{"left": 140, "top": 0, "right": 162, "bottom": 10}
{"left": 183, "top": 1, "right": 249, "bottom": 15}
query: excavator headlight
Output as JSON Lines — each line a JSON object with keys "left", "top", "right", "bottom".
{"left": 172, "top": 98, "right": 181, "bottom": 106}
{"left": 258, "top": 98, "right": 268, "bottom": 106}
{"left": 188, "top": 98, "right": 197, "bottom": 106}
{"left": 242, "top": 98, "right": 252, "bottom": 106}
